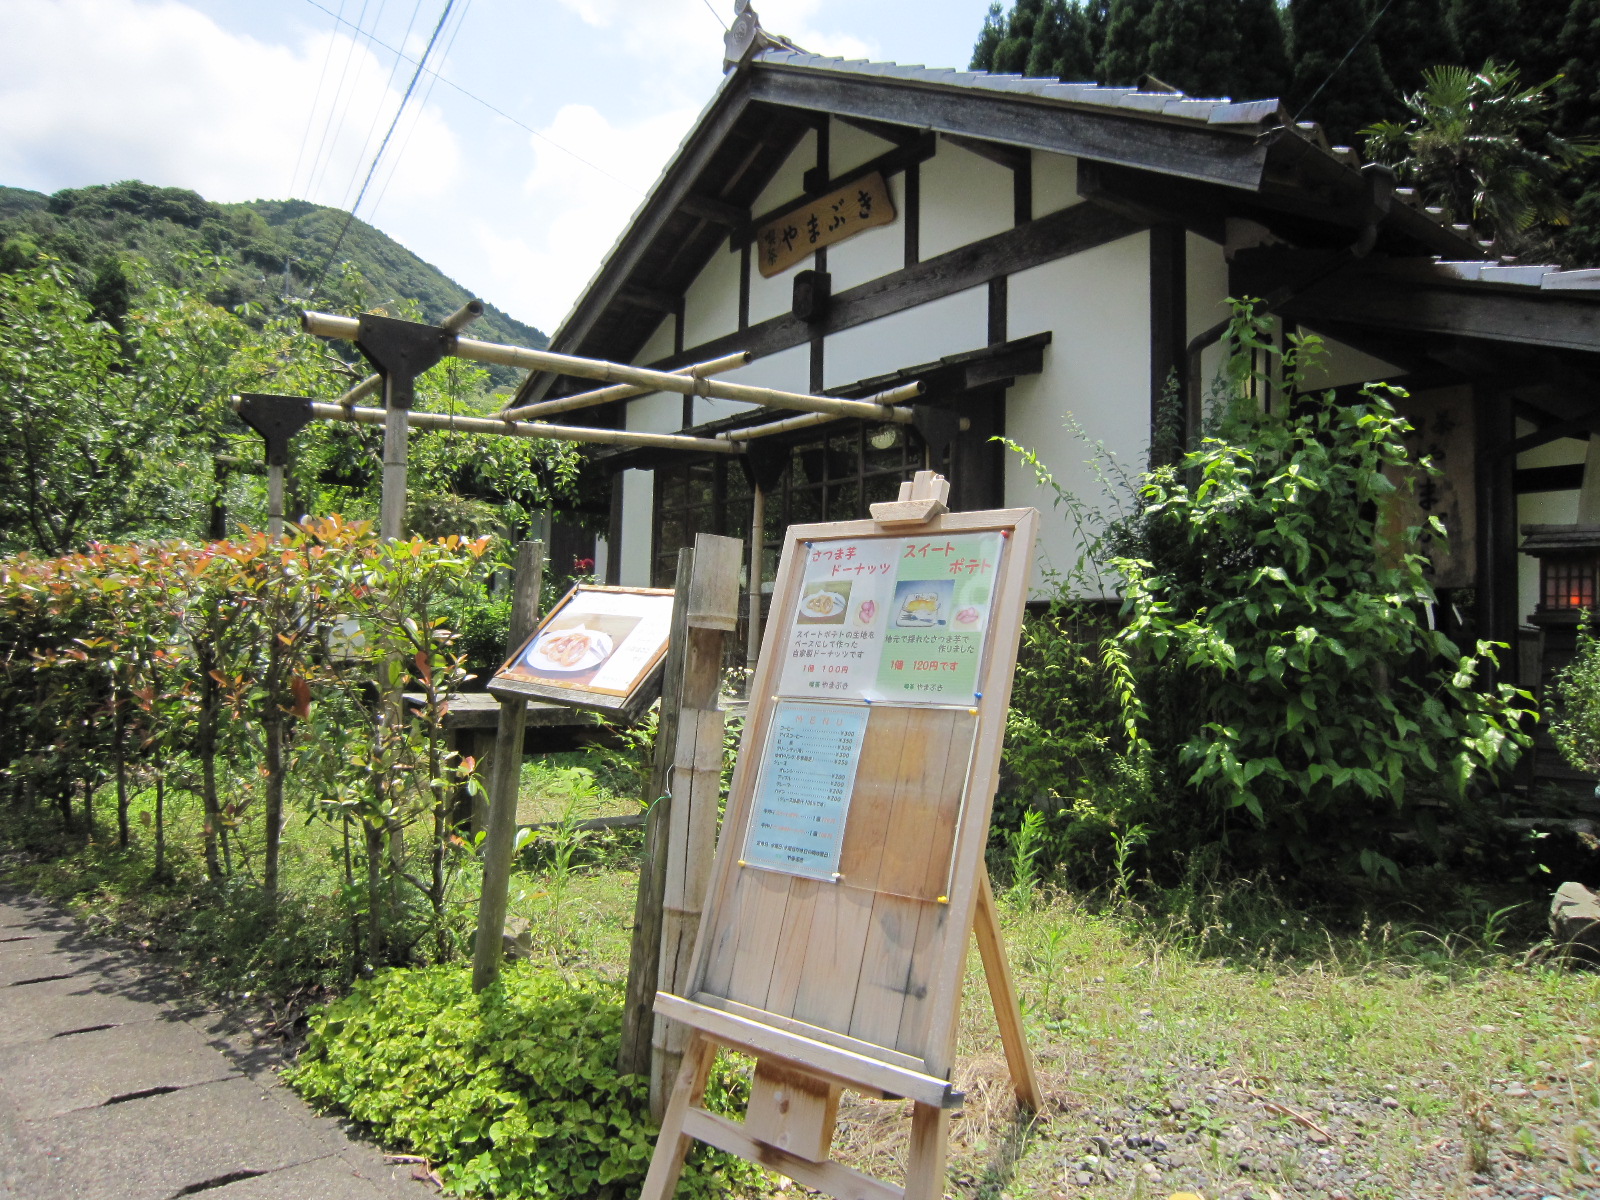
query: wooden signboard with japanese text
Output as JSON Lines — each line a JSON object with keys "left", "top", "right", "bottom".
{"left": 641, "top": 475, "right": 1040, "bottom": 1200}
{"left": 490, "top": 584, "right": 673, "bottom": 721}
{"left": 755, "top": 171, "right": 895, "bottom": 278}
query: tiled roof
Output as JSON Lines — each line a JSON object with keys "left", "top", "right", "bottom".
{"left": 1418, "top": 260, "right": 1600, "bottom": 292}
{"left": 755, "top": 50, "right": 1287, "bottom": 129}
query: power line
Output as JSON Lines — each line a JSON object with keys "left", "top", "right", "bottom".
{"left": 367, "top": 0, "right": 472, "bottom": 222}
{"left": 337, "top": 0, "right": 422, "bottom": 212}
{"left": 299, "top": 0, "right": 644, "bottom": 195}
{"left": 1291, "top": 0, "right": 1398, "bottom": 126}
{"left": 701, "top": 0, "right": 728, "bottom": 31}
{"left": 305, "top": 0, "right": 375, "bottom": 205}
{"left": 308, "top": 0, "right": 456, "bottom": 297}
{"left": 288, "top": 0, "right": 346, "bottom": 199}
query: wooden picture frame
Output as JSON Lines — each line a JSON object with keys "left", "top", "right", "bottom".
{"left": 489, "top": 583, "right": 674, "bottom": 721}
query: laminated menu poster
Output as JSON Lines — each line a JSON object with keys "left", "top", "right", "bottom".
{"left": 777, "top": 530, "right": 1006, "bottom": 704}
{"left": 496, "top": 585, "right": 675, "bottom": 699}
{"left": 741, "top": 701, "right": 870, "bottom": 881}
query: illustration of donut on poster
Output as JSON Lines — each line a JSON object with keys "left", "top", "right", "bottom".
{"left": 778, "top": 530, "right": 1006, "bottom": 704}
{"left": 497, "top": 586, "right": 674, "bottom": 697}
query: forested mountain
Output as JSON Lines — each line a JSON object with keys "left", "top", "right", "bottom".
{"left": 0, "top": 181, "right": 546, "bottom": 358}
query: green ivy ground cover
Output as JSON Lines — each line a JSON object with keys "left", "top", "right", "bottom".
{"left": 286, "top": 963, "right": 764, "bottom": 1199}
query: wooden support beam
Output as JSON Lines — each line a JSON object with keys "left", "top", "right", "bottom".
{"left": 678, "top": 192, "right": 749, "bottom": 227}
{"left": 471, "top": 541, "right": 544, "bottom": 993}
{"left": 621, "top": 285, "right": 681, "bottom": 315}
{"left": 942, "top": 132, "right": 1030, "bottom": 173}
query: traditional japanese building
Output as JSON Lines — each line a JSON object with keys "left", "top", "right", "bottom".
{"left": 521, "top": 7, "right": 1600, "bottom": 707}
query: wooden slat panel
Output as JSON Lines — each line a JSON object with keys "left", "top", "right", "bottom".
{"left": 698, "top": 994, "right": 927, "bottom": 1074}
{"left": 790, "top": 881, "right": 877, "bottom": 1032}
{"left": 726, "top": 869, "right": 794, "bottom": 1007}
{"left": 892, "top": 898, "right": 950, "bottom": 1059}
{"left": 761, "top": 875, "right": 821, "bottom": 1016}
{"left": 700, "top": 866, "right": 761, "bottom": 998}
{"left": 655, "top": 992, "right": 961, "bottom": 1108}
{"left": 846, "top": 893, "right": 924, "bottom": 1048}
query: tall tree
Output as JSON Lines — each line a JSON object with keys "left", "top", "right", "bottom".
{"left": 1373, "top": 0, "right": 1461, "bottom": 101}
{"left": 1233, "top": 0, "right": 1292, "bottom": 100}
{"left": 972, "top": 2, "right": 1006, "bottom": 69}
{"left": 1099, "top": 0, "right": 1159, "bottom": 86}
{"left": 1554, "top": 0, "right": 1600, "bottom": 262}
{"left": 972, "top": 0, "right": 1097, "bottom": 80}
{"left": 1289, "top": 0, "right": 1396, "bottom": 144}
{"left": 1448, "top": 0, "right": 1519, "bottom": 69}
{"left": 1145, "top": 0, "right": 1245, "bottom": 97}
{"left": 1516, "top": 0, "right": 1574, "bottom": 84}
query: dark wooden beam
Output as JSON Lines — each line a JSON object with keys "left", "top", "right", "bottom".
{"left": 647, "top": 202, "right": 1141, "bottom": 373}
{"left": 1516, "top": 463, "right": 1586, "bottom": 494}
{"left": 749, "top": 65, "right": 1269, "bottom": 190}
{"left": 1474, "top": 387, "right": 1520, "bottom": 662}
{"left": 1149, "top": 223, "right": 1186, "bottom": 463}
{"left": 942, "top": 132, "right": 1030, "bottom": 173}
{"left": 834, "top": 113, "right": 930, "bottom": 148}
{"left": 1285, "top": 269, "right": 1600, "bottom": 355}
{"left": 620, "top": 285, "right": 680, "bottom": 314}
{"left": 678, "top": 193, "right": 749, "bottom": 226}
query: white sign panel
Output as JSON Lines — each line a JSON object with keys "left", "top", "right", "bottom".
{"left": 741, "top": 701, "right": 870, "bottom": 881}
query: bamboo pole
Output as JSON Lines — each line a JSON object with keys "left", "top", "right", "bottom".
{"left": 301, "top": 312, "right": 923, "bottom": 423}
{"left": 721, "top": 409, "right": 973, "bottom": 442}
{"left": 304, "top": 401, "right": 741, "bottom": 454}
{"left": 495, "top": 351, "right": 752, "bottom": 422}
{"left": 472, "top": 540, "right": 544, "bottom": 993}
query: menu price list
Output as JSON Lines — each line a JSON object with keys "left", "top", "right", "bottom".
{"left": 741, "top": 701, "right": 869, "bottom": 882}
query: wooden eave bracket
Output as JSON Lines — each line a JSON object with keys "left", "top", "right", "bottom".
{"left": 870, "top": 470, "right": 950, "bottom": 527}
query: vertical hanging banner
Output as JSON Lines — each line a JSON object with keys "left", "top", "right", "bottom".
{"left": 777, "top": 530, "right": 1005, "bottom": 704}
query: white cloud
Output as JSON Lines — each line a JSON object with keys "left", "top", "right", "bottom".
{"left": 0, "top": 0, "right": 458, "bottom": 208}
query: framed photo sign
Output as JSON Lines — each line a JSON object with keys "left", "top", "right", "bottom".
{"left": 490, "top": 584, "right": 674, "bottom": 720}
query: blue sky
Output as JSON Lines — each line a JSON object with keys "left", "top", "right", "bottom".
{"left": 2, "top": 0, "right": 989, "bottom": 333}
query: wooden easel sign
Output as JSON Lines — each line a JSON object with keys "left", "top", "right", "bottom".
{"left": 642, "top": 473, "right": 1041, "bottom": 1200}
{"left": 491, "top": 584, "right": 673, "bottom": 721}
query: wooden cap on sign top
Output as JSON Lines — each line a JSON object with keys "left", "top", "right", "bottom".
{"left": 869, "top": 470, "right": 951, "bottom": 527}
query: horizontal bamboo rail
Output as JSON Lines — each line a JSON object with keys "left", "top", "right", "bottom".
{"left": 495, "top": 351, "right": 752, "bottom": 421}
{"left": 301, "top": 312, "right": 923, "bottom": 423}
{"left": 231, "top": 397, "right": 741, "bottom": 454}
{"left": 333, "top": 301, "right": 485, "bottom": 408}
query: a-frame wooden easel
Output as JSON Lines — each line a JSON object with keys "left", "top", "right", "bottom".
{"left": 641, "top": 474, "right": 1042, "bottom": 1200}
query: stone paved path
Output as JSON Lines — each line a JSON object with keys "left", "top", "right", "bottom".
{"left": 0, "top": 890, "right": 436, "bottom": 1200}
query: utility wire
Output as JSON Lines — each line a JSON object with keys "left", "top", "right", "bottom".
{"left": 700, "top": 0, "right": 728, "bottom": 31}
{"left": 288, "top": 0, "right": 346, "bottom": 199}
{"left": 1292, "top": 0, "right": 1398, "bottom": 126}
{"left": 308, "top": 0, "right": 456, "bottom": 298}
{"left": 299, "top": 0, "right": 644, "bottom": 195}
{"left": 367, "top": 0, "right": 472, "bottom": 222}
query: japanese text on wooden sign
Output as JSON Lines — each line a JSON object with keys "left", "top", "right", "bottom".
{"left": 777, "top": 530, "right": 1005, "bottom": 704}
{"left": 741, "top": 701, "right": 869, "bottom": 881}
{"left": 756, "top": 171, "right": 896, "bottom": 278}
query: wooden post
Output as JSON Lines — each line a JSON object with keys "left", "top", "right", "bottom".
{"left": 470, "top": 540, "right": 544, "bottom": 993}
{"left": 380, "top": 398, "right": 408, "bottom": 543}
{"left": 266, "top": 463, "right": 286, "bottom": 539}
{"left": 652, "top": 533, "right": 741, "bottom": 1117}
{"left": 746, "top": 483, "right": 765, "bottom": 676}
{"left": 620, "top": 534, "right": 742, "bottom": 1097}
{"left": 974, "top": 868, "right": 1043, "bottom": 1111}
{"left": 621, "top": 547, "right": 694, "bottom": 1079}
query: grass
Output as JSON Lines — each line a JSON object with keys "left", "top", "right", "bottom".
{"left": 5, "top": 755, "right": 1597, "bottom": 1199}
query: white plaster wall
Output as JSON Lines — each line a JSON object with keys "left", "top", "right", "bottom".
{"left": 682, "top": 234, "right": 741, "bottom": 348}
{"left": 1032, "top": 150, "right": 1078, "bottom": 217}
{"left": 748, "top": 243, "right": 797, "bottom": 324}
{"left": 633, "top": 313, "right": 674, "bottom": 366}
{"left": 619, "top": 468, "right": 654, "bottom": 587}
{"left": 625, "top": 390, "right": 681, "bottom": 434}
{"left": 1299, "top": 334, "right": 1402, "bottom": 390}
{"left": 753, "top": 128, "right": 814, "bottom": 216}
{"left": 829, "top": 117, "right": 892, "bottom": 174}
{"left": 1004, "top": 232, "right": 1151, "bottom": 598}
{"left": 822, "top": 286, "right": 989, "bottom": 390}
{"left": 827, "top": 170, "right": 906, "bottom": 293}
{"left": 1186, "top": 232, "right": 1230, "bottom": 392}
{"left": 696, "top": 343, "right": 810, "bottom": 425}
{"left": 919, "top": 138, "right": 1013, "bottom": 259}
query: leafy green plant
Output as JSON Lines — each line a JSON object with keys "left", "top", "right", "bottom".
{"left": 1107, "top": 302, "right": 1533, "bottom": 881}
{"left": 287, "top": 963, "right": 763, "bottom": 1199}
{"left": 1547, "top": 612, "right": 1600, "bottom": 776}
